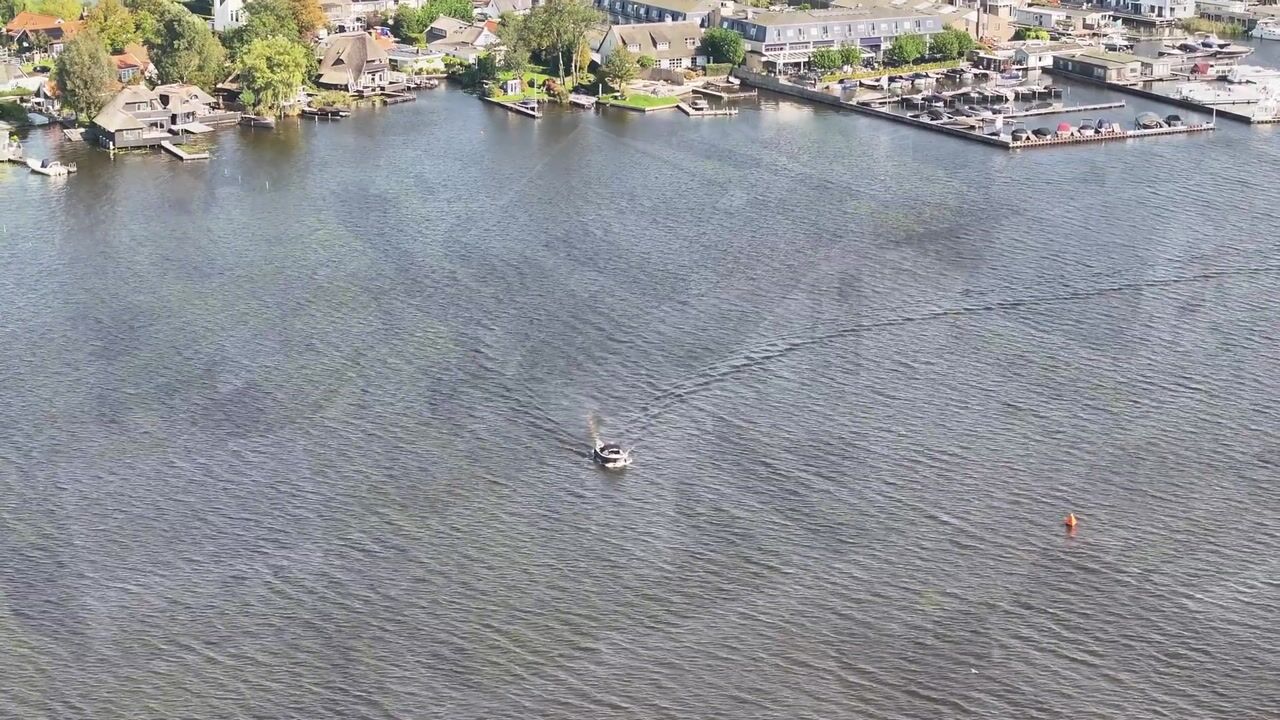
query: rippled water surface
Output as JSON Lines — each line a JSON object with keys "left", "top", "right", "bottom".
{"left": 1, "top": 53, "right": 1278, "bottom": 719}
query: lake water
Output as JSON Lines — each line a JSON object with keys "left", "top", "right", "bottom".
{"left": 1, "top": 46, "right": 1279, "bottom": 719}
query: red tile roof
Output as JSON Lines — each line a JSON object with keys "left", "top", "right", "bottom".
{"left": 4, "top": 11, "right": 77, "bottom": 35}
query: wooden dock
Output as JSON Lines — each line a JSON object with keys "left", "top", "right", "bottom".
{"left": 568, "top": 94, "right": 597, "bottom": 108}
{"left": 693, "top": 85, "right": 758, "bottom": 100}
{"left": 483, "top": 96, "right": 541, "bottom": 118}
{"left": 1010, "top": 122, "right": 1216, "bottom": 149}
{"left": 1004, "top": 101, "right": 1126, "bottom": 119}
{"left": 160, "top": 141, "right": 209, "bottom": 161}
{"left": 677, "top": 102, "right": 738, "bottom": 117}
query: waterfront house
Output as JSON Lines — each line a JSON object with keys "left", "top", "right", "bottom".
{"left": 387, "top": 44, "right": 447, "bottom": 76}
{"left": 317, "top": 31, "right": 391, "bottom": 92}
{"left": 90, "top": 85, "right": 173, "bottom": 149}
{"left": 1097, "top": 0, "right": 1193, "bottom": 21}
{"left": 155, "top": 83, "right": 241, "bottom": 128}
{"left": 477, "top": 0, "right": 536, "bottom": 17}
{"left": 1013, "top": 41, "right": 1085, "bottom": 69}
{"left": 717, "top": 5, "right": 948, "bottom": 72}
{"left": 110, "top": 44, "right": 154, "bottom": 85}
{"left": 947, "top": 0, "right": 1015, "bottom": 44}
{"left": 1052, "top": 49, "right": 1170, "bottom": 82}
{"left": 3, "top": 12, "right": 83, "bottom": 56}
{"left": 593, "top": 0, "right": 717, "bottom": 28}
{"left": 213, "top": 0, "right": 246, "bottom": 32}
{"left": 425, "top": 17, "right": 499, "bottom": 63}
{"left": 597, "top": 21, "right": 707, "bottom": 70}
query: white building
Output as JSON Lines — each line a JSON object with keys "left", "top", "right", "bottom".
{"left": 213, "top": 0, "right": 245, "bottom": 31}
{"left": 1103, "top": 0, "right": 1194, "bottom": 20}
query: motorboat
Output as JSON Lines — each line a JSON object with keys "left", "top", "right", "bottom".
{"left": 1078, "top": 118, "right": 1096, "bottom": 136}
{"left": 1011, "top": 128, "right": 1030, "bottom": 142}
{"left": 1174, "top": 81, "right": 1267, "bottom": 104}
{"left": 1056, "top": 121, "right": 1074, "bottom": 137}
{"left": 593, "top": 441, "right": 632, "bottom": 469}
{"left": 1101, "top": 34, "right": 1134, "bottom": 52}
{"left": 1175, "top": 41, "right": 1214, "bottom": 57}
{"left": 1198, "top": 33, "right": 1253, "bottom": 58}
{"left": 996, "top": 70, "right": 1022, "bottom": 87}
{"left": 26, "top": 158, "right": 75, "bottom": 176}
{"left": 1135, "top": 112, "right": 1165, "bottom": 129}
{"left": 1158, "top": 45, "right": 1186, "bottom": 57}
{"left": 239, "top": 114, "right": 276, "bottom": 128}
{"left": 1032, "top": 126, "right": 1053, "bottom": 138}
{"left": 1165, "top": 113, "right": 1184, "bottom": 127}
{"left": 1226, "top": 65, "right": 1280, "bottom": 84}
{"left": 1252, "top": 17, "right": 1280, "bottom": 40}
{"left": 689, "top": 97, "right": 709, "bottom": 111}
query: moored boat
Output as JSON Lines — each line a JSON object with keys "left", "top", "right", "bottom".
{"left": 1136, "top": 112, "right": 1165, "bottom": 129}
{"left": 26, "top": 158, "right": 76, "bottom": 176}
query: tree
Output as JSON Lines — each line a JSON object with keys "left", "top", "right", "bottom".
{"left": 150, "top": 5, "right": 226, "bottom": 90}
{"left": 808, "top": 46, "right": 842, "bottom": 71}
{"left": 601, "top": 47, "right": 636, "bottom": 96}
{"left": 87, "top": 0, "right": 138, "bottom": 53}
{"left": 1012, "top": 27, "right": 1050, "bottom": 42}
{"left": 0, "top": 0, "right": 32, "bottom": 24}
{"left": 525, "top": 0, "right": 601, "bottom": 86}
{"left": 929, "top": 26, "right": 975, "bottom": 60}
{"left": 700, "top": 27, "right": 744, "bottom": 66}
{"left": 226, "top": 0, "right": 300, "bottom": 57}
{"left": 31, "top": 0, "right": 82, "bottom": 20}
{"left": 124, "top": 0, "right": 175, "bottom": 44}
{"left": 837, "top": 44, "right": 862, "bottom": 67}
{"left": 884, "top": 32, "right": 926, "bottom": 66}
{"left": 635, "top": 53, "right": 654, "bottom": 69}
{"left": 285, "top": 0, "right": 323, "bottom": 34}
{"left": 237, "top": 35, "right": 308, "bottom": 114}
{"left": 55, "top": 32, "right": 115, "bottom": 119}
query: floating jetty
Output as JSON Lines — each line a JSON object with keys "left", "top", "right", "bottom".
{"left": 161, "top": 141, "right": 209, "bottom": 161}
{"left": 678, "top": 102, "right": 738, "bottom": 117}
{"left": 483, "top": 96, "right": 541, "bottom": 118}
{"left": 568, "top": 94, "right": 597, "bottom": 108}
{"left": 694, "top": 84, "right": 757, "bottom": 100}
{"left": 1046, "top": 69, "right": 1280, "bottom": 124}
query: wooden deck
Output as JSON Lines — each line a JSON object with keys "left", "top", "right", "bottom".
{"left": 677, "top": 102, "right": 738, "bottom": 117}
{"left": 160, "top": 141, "right": 210, "bottom": 161}
{"left": 483, "top": 96, "right": 541, "bottom": 118}
{"left": 568, "top": 94, "right": 597, "bottom": 108}
{"left": 693, "top": 86, "right": 758, "bottom": 100}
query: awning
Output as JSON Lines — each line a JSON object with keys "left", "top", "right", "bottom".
{"left": 762, "top": 48, "right": 814, "bottom": 64}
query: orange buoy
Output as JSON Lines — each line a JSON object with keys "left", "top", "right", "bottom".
{"left": 1064, "top": 513, "right": 1078, "bottom": 530}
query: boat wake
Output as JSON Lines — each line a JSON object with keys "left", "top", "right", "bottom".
{"left": 626, "top": 265, "right": 1280, "bottom": 441}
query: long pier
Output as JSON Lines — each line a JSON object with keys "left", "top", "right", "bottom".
{"left": 1045, "top": 70, "right": 1278, "bottom": 124}
{"left": 732, "top": 69, "right": 1217, "bottom": 150}
{"left": 1004, "top": 101, "right": 1126, "bottom": 119}
{"left": 160, "top": 141, "right": 209, "bottom": 161}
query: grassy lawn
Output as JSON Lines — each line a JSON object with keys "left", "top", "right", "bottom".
{"left": 598, "top": 93, "right": 679, "bottom": 110}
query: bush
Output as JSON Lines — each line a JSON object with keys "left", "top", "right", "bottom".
{"left": 0, "top": 87, "right": 33, "bottom": 98}
{"left": 0, "top": 101, "right": 28, "bottom": 125}
{"left": 704, "top": 62, "right": 732, "bottom": 77}
{"left": 313, "top": 89, "right": 352, "bottom": 108}
{"left": 1012, "top": 27, "right": 1050, "bottom": 42}
{"left": 636, "top": 54, "right": 655, "bottom": 69}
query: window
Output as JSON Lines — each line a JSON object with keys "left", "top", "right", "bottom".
{"left": 686, "top": 37, "right": 697, "bottom": 48}
{"left": 627, "top": 42, "right": 640, "bottom": 51}
{"left": 656, "top": 41, "right": 669, "bottom": 50}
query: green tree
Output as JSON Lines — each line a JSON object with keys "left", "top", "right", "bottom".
{"left": 601, "top": 46, "right": 636, "bottom": 96}
{"left": 31, "top": 0, "right": 82, "bottom": 20}
{"left": 837, "top": 44, "right": 862, "bottom": 67}
{"left": 884, "top": 32, "right": 926, "bottom": 66}
{"left": 150, "top": 4, "right": 226, "bottom": 89}
{"left": 635, "top": 53, "right": 654, "bottom": 69}
{"left": 808, "top": 46, "right": 842, "bottom": 71}
{"left": 700, "top": 27, "right": 744, "bottom": 65}
{"left": 237, "top": 35, "right": 308, "bottom": 114}
{"left": 55, "top": 31, "right": 115, "bottom": 119}
{"left": 0, "top": 0, "right": 31, "bottom": 24}
{"left": 225, "top": 0, "right": 300, "bottom": 57}
{"left": 1012, "top": 27, "right": 1050, "bottom": 42}
{"left": 86, "top": 0, "right": 137, "bottom": 52}
{"left": 124, "top": 0, "right": 174, "bottom": 44}
{"left": 526, "top": 0, "right": 601, "bottom": 86}
{"left": 929, "top": 26, "right": 975, "bottom": 60}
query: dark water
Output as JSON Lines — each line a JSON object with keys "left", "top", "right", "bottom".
{"left": 2, "top": 54, "right": 1279, "bottom": 719}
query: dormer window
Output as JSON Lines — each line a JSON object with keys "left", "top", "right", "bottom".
{"left": 656, "top": 41, "right": 669, "bottom": 50}
{"left": 627, "top": 43, "right": 640, "bottom": 51}
{"left": 685, "top": 37, "right": 696, "bottom": 48}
